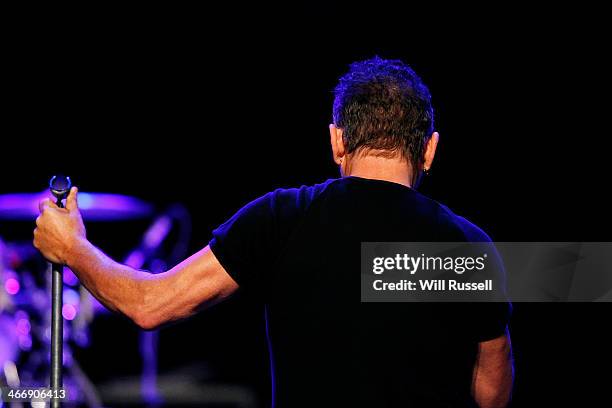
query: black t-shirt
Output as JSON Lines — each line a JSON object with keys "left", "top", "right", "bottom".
{"left": 210, "top": 176, "right": 510, "bottom": 407}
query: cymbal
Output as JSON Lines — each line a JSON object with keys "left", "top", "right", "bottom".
{"left": 0, "top": 191, "right": 154, "bottom": 221}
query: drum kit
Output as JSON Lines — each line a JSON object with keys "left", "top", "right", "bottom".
{"left": 0, "top": 184, "right": 191, "bottom": 407}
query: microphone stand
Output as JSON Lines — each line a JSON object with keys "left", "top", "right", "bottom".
{"left": 49, "top": 175, "right": 71, "bottom": 408}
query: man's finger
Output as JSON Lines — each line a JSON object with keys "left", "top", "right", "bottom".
{"left": 32, "top": 228, "right": 39, "bottom": 249}
{"left": 66, "top": 186, "right": 79, "bottom": 211}
{"left": 38, "top": 198, "right": 55, "bottom": 213}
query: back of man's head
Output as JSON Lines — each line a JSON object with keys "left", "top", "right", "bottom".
{"left": 333, "top": 56, "right": 434, "bottom": 172}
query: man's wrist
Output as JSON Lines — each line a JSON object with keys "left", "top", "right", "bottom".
{"left": 64, "top": 236, "right": 89, "bottom": 268}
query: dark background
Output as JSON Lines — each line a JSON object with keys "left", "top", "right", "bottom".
{"left": 2, "top": 5, "right": 611, "bottom": 407}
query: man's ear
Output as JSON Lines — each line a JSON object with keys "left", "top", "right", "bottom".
{"left": 329, "top": 124, "right": 346, "bottom": 165}
{"left": 423, "top": 132, "right": 440, "bottom": 171}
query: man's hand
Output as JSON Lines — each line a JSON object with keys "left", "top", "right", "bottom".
{"left": 33, "top": 186, "right": 86, "bottom": 265}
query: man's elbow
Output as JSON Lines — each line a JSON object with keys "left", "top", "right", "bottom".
{"left": 132, "top": 310, "right": 162, "bottom": 331}
{"left": 127, "top": 279, "right": 166, "bottom": 330}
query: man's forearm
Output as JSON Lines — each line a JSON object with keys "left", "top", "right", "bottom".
{"left": 66, "top": 238, "right": 156, "bottom": 326}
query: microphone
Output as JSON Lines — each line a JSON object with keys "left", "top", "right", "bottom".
{"left": 49, "top": 175, "right": 71, "bottom": 204}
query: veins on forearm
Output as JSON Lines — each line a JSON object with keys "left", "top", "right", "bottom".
{"left": 67, "top": 239, "right": 152, "bottom": 319}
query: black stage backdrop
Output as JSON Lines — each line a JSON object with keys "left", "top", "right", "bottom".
{"left": 2, "top": 6, "right": 611, "bottom": 407}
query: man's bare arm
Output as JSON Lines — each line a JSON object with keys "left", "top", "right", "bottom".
{"left": 471, "top": 329, "right": 514, "bottom": 408}
{"left": 67, "top": 242, "right": 238, "bottom": 329}
{"left": 33, "top": 187, "right": 238, "bottom": 330}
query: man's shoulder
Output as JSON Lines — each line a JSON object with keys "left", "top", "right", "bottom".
{"left": 265, "top": 178, "right": 493, "bottom": 242}
{"left": 434, "top": 202, "right": 493, "bottom": 242}
{"left": 403, "top": 189, "right": 492, "bottom": 242}
{"left": 267, "top": 178, "right": 341, "bottom": 209}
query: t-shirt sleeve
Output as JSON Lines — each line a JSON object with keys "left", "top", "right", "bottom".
{"left": 475, "top": 242, "right": 512, "bottom": 341}
{"left": 449, "top": 246, "right": 512, "bottom": 342}
{"left": 472, "top": 302, "right": 512, "bottom": 341}
{"left": 472, "top": 244, "right": 513, "bottom": 342}
{"left": 449, "top": 214, "right": 513, "bottom": 342}
{"left": 209, "top": 187, "right": 308, "bottom": 292}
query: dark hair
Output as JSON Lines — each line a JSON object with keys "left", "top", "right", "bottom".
{"left": 333, "top": 56, "right": 434, "bottom": 172}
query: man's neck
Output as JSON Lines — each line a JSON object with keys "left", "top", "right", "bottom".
{"left": 343, "top": 152, "right": 414, "bottom": 188}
